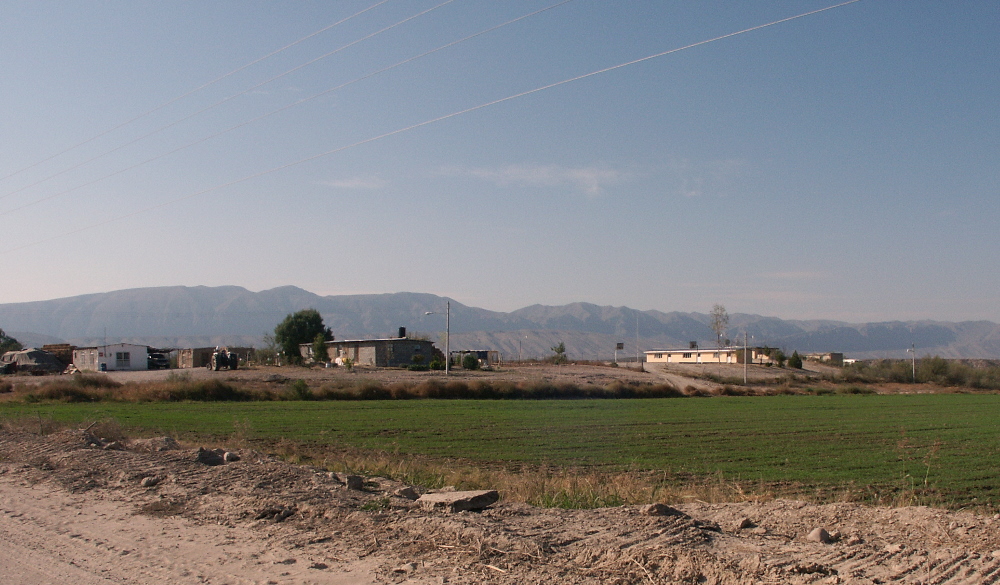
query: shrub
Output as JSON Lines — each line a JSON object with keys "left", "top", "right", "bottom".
{"left": 169, "top": 379, "right": 254, "bottom": 401}
{"left": 462, "top": 354, "right": 480, "bottom": 370}
{"left": 285, "top": 379, "right": 314, "bottom": 401}
{"left": 787, "top": 351, "right": 803, "bottom": 369}
{"left": 837, "top": 385, "right": 876, "bottom": 395}
{"left": 312, "top": 333, "right": 330, "bottom": 363}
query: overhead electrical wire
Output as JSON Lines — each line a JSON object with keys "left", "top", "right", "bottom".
{"left": 3, "top": 0, "right": 863, "bottom": 254}
{"left": 0, "top": 0, "right": 458, "bottom": 203}
{"left": 0, "top": 0, "right": 576, "bottom": 217}
{"left": 0, "top": 0, "right": 394, "bottom": 187}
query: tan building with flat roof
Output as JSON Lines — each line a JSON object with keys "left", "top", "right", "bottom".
{"left": 644, "top": 347, "right": 774, "bottom": 365}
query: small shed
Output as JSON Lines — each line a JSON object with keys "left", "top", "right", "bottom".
{"left": 178, "top": 347, "right": 255, "bottom": 368}
{"left": 73, "top": 344, "right": 149, "bottom": 372}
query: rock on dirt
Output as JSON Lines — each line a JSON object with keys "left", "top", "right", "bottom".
{"left": 131, "top": 436, "right": 181, "bottom": 452}
{"left": 640, "top": 503, "right": 687, "bottom": 517}
{"left": 806, "top": 527, "right": 833, "bottom": 543}
{"left": 416, "top": 490, "right": 500, "bottom": 512}
{"left": 393, "top": 486, "right": 420, "bottom": 500}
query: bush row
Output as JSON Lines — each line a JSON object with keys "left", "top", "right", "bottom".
{"left": 844, "top": 357, "right": 1000, "bottom": 389}
{"left": 12, "top": 375, "right": 686, "bottom": 403}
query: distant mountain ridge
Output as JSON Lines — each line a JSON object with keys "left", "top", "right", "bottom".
{"left": 2, "top": 285, "right": 999, "bottom": 359}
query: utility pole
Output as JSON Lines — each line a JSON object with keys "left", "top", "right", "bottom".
{"left": 635, "top": 314, "right": 640, "bottom": 365}
{"left": 425, "top": 301, "right": 451, "bottom": 375}
{"left": 907, "top": 343, "right": 915, "bottom": 382}
{"left": 744, "top": 331, "right": 748, "bottom": 385}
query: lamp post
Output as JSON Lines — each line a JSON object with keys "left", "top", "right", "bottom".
{"left": 425, "top": 301, "right": 450, "bottom": 375}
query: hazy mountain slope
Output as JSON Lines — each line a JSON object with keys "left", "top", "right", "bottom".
{"left": 3, "top": 286, "right": 1000, "bottom": 358}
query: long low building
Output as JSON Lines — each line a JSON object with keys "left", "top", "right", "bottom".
{"left": 644, "top": 347, "right": 773, "bottom": 364}
{"left": 300, "top": 338, "right": 438, "bottom": 368}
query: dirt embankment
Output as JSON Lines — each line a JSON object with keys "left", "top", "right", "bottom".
{"left": 2, "top": 428, "right": 1000, "bottom": 584}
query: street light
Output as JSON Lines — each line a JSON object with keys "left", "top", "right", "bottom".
{"left": 425, "top": 300, "right": 450, "bottom": 375}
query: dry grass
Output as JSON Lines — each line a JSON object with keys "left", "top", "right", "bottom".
{"left": 256, "top": 440, "right": 785, "bottom": 509}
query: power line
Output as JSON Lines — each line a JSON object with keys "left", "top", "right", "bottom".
{"left": 3, "top": 0, "right": 863, "bottom": 254}
{"left": 1, "top": 0, "right": 573, "bottom": 217}
{"left": 0, "top": 0, "right": 458, "bottom": 203}
{"left": 0, "top": 0, "right": 393, "bottom": 187}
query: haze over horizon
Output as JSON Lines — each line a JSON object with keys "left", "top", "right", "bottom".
{"left": 4, "top": 2, "right": 998, "bottom": 322}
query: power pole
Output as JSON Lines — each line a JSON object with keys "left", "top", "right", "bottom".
{"left": 744, "top": 331, "right": 748, "bottom": 385}
{"left": 908, "top": 343, "right": 915, "bottom": 382}
{"left": 446, "top": 301, "right": 450, "bottom": 376}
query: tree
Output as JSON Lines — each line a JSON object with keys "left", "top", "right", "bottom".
{"left": 0, "top": 328, "right": 21, "bottom": 353}
{"left": 549, "top": 341, "right": 568, "bottom": 365}
{"left": 312, "top": 332, "right": 330, "bottom": 363}
{"left": 788, "top": 350, "right": 803, "bottom": 369}
{"left": 273, "top": 309, "right": 332, "bottom": 364}
{"left": 710, "top": 304, "right": 729, "bottom": 354}
{"left": 461, "top": 353, "right": 480, "bottom": 370}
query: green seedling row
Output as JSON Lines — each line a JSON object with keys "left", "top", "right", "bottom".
{"left": 4, "top": 394, "right": 1000, "bottom": 507}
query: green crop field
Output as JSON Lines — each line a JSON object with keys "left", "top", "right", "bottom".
{"left": 4, "top": 394, "right": 1000, "bottom": 508}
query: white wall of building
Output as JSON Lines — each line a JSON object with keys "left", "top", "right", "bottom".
{"left": 73, "top": 344, "right": 149, "bottom": 371}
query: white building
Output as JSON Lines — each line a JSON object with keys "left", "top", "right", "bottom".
{"left": 73, "top": 344, "right": 149, "bottom": 372}
{"left": 644, "top": 347, "right": 774, "bottom": 365}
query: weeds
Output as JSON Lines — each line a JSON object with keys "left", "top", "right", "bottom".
{"left": 845, "top": 358, "right": 1000, "bottom": 389}
{"left": 360, "top": 497, "right": 391, "bottom": 512}
{"left": 260, "top": 441, "right": 805, "bottom": 510}
{"left": 312, "top": 379, "right": 685, "bottom": 401}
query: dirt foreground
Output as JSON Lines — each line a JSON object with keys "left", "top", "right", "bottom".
{"left": 3, "top": 429, "right": 1000, "bottom": 584}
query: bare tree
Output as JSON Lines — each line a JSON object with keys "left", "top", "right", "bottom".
{"left": 710, "top": 304, "right": 729, "bottom": 355}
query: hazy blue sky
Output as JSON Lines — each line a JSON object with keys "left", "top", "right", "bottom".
{"left": 3, "top": 1, "right": 998, "bottom": 322}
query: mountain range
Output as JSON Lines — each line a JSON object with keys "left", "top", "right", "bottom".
{"left": 3, "top": 285, "right": 1000, "bottom": 359}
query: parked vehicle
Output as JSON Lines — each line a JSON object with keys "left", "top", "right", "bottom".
{"left": 147, "top": 353, "right": 170, "bottom": 370}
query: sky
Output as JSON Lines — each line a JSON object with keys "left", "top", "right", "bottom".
{"left": 3, "top": 1, "right": 999, "bottom": 322}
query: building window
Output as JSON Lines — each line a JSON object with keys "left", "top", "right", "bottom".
{"left": 115, "top": 352, "right": 130, "bottom": 368}
{"left": 683, "top": 353, "right": 692, "bottom": 358}
{"left": 713, "top": 352, "right": 719, "bottom": 358}
{"left": 654, "top": 353, "right": 663, "bottom": 359}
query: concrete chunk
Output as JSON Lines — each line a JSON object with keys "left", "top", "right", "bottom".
{"left": 417, "top": 490, "right": 499, "bottom": 512}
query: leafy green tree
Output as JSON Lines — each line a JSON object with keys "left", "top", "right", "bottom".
{"left": 0, "top": 328, "right": 21, "bottom": 353}
{"left": 312, "top": 333, "right": 330, "bottom": 363}
{"left": 462, "top": 353, "right": 480, "bottom": 370}
{"left": 550, "top": 342, "right": 568, "bottom": 365}
{"left": 274, "top": 309, "right": 332, "bottom": 364}
{"left": 788, "top": 350, "right": 803, "bottom": 369}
